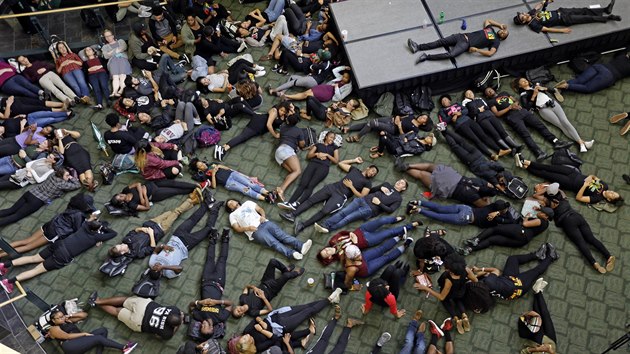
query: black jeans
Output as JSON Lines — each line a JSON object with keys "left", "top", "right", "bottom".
{"left": 306, "top": 96, "right": 327, "bottom": 121}
{"left": 419, "top": 33, "right": 469, "bottom": 60}
{"left": 0, "top": 191, "right": 46, "bottom": 227}
{"left": 284, "top": 3, "right": 307, "bottom": 35}
{"left": 200, "top": 234, "right": 229, "bottom": 300}
{"left": 454, "top": 119, "right": 498, "bottom": 155}
{"left": 260, "top": 258, "right": 301, "bottom": 300}
{"left": 227, "top": 114, "right": 268, "bottom": 148}
{"left": 306, "top": 319, "right": 351, "bottom": 354}
{"left": 280, "top": 50, "right": 311, "bottom": 73}
{"left": 228, "top": 59, "right": 257, "bottom": 85}
{"left": 502, "top": 253, "right": 553, "bottom": 294}
{"left": 0, "top": 175, "right": 22, "bottom": 191}
{"left": 348, "top": 117, "right": 396, "bottom": 138}
{"left": 473, "top": 224, "right": 530, "bottom": 251}
{"left": 288, "top": 163, "right": 329, "bottom": 204}
{"left": 10, "top": 97, "right": 49, "bottom": 115}
{"left": 559, "top": 7, "right": 608, "bottom": 25}
{"left": 269, "top": 299, "right": 329, "bottom": 333}
{"left": 174, "top": 204, "right": 220, "bottom": 251}
{"left": 60, "top": 327, "right": 124, "bottom": 354}
{"left": 149, "top": 180, "right": 197, "bottom": 203}
{"left": 294, "top": 184, "right": 347, "bottom": 227}
{"left": 526, "top": 162, "right": 582, "bottom": 191}
{"left": 557, "top": 212, "right": 610, "bottom": 265}
{"left": 505, "top": 110, "right": 555, "bottom": 153}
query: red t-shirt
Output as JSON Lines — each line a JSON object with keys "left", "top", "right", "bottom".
{"left": 56, "top": 53, "right": 83, "bottom": 76}
{"left": 85, "top": 58, "right": 106, "bottom": 75}
{"left": 364, "top": 289, "right": 398, "bottom": 315}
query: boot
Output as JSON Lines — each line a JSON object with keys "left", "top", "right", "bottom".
{"left": 504, "top": 136, "right": 524, "bottom": 155}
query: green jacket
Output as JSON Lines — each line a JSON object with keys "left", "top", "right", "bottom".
{"left": 180, "top": 20, "right": 203, "bottom": 58}
{"left": 128, "top": 33, "right": 151, "bottom": 61}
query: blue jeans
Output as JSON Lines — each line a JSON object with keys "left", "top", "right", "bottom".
{"left": 362, "top": 238, "right": 402, "bottom": 277}
{"left": 419, "top": 200, "right": 473, "bottom": 225}
{"left": 399, "top": 320, "right": 426, "bottom": 354}
{"left": 322, "top": 198, "right": 373, "bottom": 231}
{"left": 361, "top": 216, "right": 414, "bottom": 246}
{"left": 27, "top": 111, "right": 68, "bottom": 126}
{"left": 88, "top": 71, "right": 110, "bottom": 105}
{"left": 225, "top": 171, "right": 265, "bottom": 199}
{"left": 154, "top": 55, "right": 187, "bottom": 84}
{"left": 567, "top": 64, "right": 615, "bottom": 93}
{"left": 1, "top": 75, "right": 40, "bottom": 98}
{"left": 0, "top": 156, "right": 18, "bottom": 176}
{"left": 265, "top": 0, "right": 285, "bottom": 22}
{"left": 253, "top": 221, "right": 303, "bottom": 258}
{"left": 63, "top": 69, "right": 90, "bottom": 97}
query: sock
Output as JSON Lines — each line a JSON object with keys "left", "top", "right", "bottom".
{"left": 552, "top": 138, "right": 558, "bottom": 143}
{"left": 397, "top": 246, "right": 405, "bottom": 253}
{"left": 394, "top": 236, "right": 401, "bottom": 242}
{"left": 3, "top": 261, "right": 12, "bottom": 268}
{"left": 8, "top": 277, "right": 17, "bottom": 284}
{"left": 430, "top": 333, "right": 438, "bottom": 346}
{"left": 444, "top": 330, "right": 452, "bottom": 342}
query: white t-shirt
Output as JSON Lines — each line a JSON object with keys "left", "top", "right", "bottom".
{"left": 206, "top": 74, "right": 226, "bottom": 91}
{"left": 159, "top": 123, "right": 185, "bottom": 141}
{"left": 229, "top": 200, "right": 261, "bottom": 240}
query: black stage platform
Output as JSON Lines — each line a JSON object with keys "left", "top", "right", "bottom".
{"left": 330, "top": 0, "right": 630, "bottom": 99}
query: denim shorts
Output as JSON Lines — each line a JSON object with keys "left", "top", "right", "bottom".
{"left": 275, "top": 144, "right": 296, "bottom": 165}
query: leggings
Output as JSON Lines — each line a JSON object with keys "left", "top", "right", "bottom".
{"left": 227, "top": 114, "right": 268, "bottom": 148}
{"left": 228, "top": 59, "right": 256, "bottom": 85}
{"left": 60, "top": 327, "right": 124, "bottom": 354}
{"left": 259, "top": 258, "right": 301, "bottom": 299}
{"left": 306, "top": 319, "right": 351, "bottom": 354}
{"left": 472, "top": 224, "right": 532, "bottom": 251}
{"left": 0, "top": 175, "right": 22, "bottom": 191}
{"left": 442, "top": 296, "right": 466, "bottom": 319}
{"left": 502, "top": 253, "right": 553, "bottom": 294}
{"left": 305, "top": 96, "right": 327, "bottom": 121}
{"left": 557, "top": 212, "right": 610, "bottom": 265}
{"left": 175, "top": 101, "right": 199, "bottom": 131}
{"left": 200, "top": 233, "right": 229, "bottom": 300}
{"left": 362, "top": 238, "right": 403, "bottom": 277}
{"left": 223, "top": 97, "right": 256, "bottom": 118}
{"left": 505, "top": 110, "right": 556, "bottom": 152}
{"left": 349, "top": 117, "right": 396, "bottom": 138}
{"left": 173, "top": 204, "right": 220, "bottom": 251}
{"left": 8, "top": 97, "right": 49, "bottom": 115}
{"left": 280, "top": 50, "right": 311, "bottom": 73}
{"left": 477, "top": 114, "right": 510, "bottom": 141}
{"left": 284, "top": 3, "right": 307, "bottom": 35}
{"left": 531, "top": 292, "right": 557, "bottom": 343}
{"left": 275, "top": 74, "right": 318, "bottom": 92}
{"left": 294, "top": 184, "right": 347, "bottom": 227}
{"left": 454, "top": 119, "right": 498, "bottom": 155}
{"left": 526, "top": 162, "right": 582, "bottom": 191}
{"left": 269, "top": 299, "right": 329, "bottom": 333}
{"left": 361, "top": 216, "right": 412, "bottom": 247}
{"left": 418, "top": 33, "right": 469, "bottom": 60}
{"left": 149, "top": 180, "right": 196, "bottom": 202}
{"left": 379, "top": 264, "right": 405, "bottom": 300}
{"left": 537, "top": 104, "right": 581, "bottom": 142}
{"left": 0, "top": 191, "right": 46, "bottom": 227}
{"left": 0, "top": 139, "right": 23, "bottom": 157}
{"left": 287, "top": 162, "right": 329, "bottom": 204}
{"left": 567, "top": 64, "right": 616, "bottom": 93}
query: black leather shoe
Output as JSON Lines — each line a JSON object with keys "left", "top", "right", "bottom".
{"left": 407, "top": 38, "right": 419, "bottom": 53}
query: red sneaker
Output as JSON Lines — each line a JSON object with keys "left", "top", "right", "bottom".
{"left": 0, "top": 263, "right": 7, "bottom": 276}
{"left": 0, "top": 279, "right": 14, "bottom": 294}
{"left": 428, "top": 320, "right": 444, "bottom": 338}
{"left": 441, "top": 317, "right": 453, "bottom": 332}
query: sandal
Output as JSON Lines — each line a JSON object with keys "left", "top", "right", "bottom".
{"left": 369, "top": 146, "right": 379, "bottom": 152}
{"left": 370, "top": 152, "right": 383, "bottom": 159}
{"left": 346, "top": 135, "right": 359, "bottom": 143}
{"left": 334, "top": 305, "right": 342, "bottom": 320}
{"left": 259, "top": 54, "right": 272, "bottom": 61}
{"left": 340, "top": 127, "right": 350, "bottom": 134}
{"left": 275, "top": 187, "right": 285, "bottom": 202}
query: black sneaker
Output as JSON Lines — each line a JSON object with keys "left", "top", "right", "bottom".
{"left": 546, "top": 242, "right": 559, "bottom": 261}
{"left": 280, "top": 212, "right": 296, "bottom": 223}
{"left": 203, "top": 189, "right": 216, "bottom": 209}
{"left": 403, "top": 237, "right": 414, "bottom": 249}
{"left": 536, "top": 151, "right": 549, "bottom": 161}
{"left": 457, "top": 246, "right": 472, "bottom": 256}
{"left": 407, "top": 38, "right": 419, "bottom": 53}
{"left": 394, "top": 156, "right": 409, "bottom": 172}
{"left": 415, "top": 53, "right": 428, "bottom": 65}
{"left": 535, "top": 243, "right": 547, "bottom": 260}
{"left": 87, "top": 291, "right": 98, "bottom": 308}
{"left": 208, "top": 228, "right": 218, "bottom": 243}
{"left": 294, "top": 220, "right": 304, "bottom": 235}
{"left": 464, "top": 237, "right": 479, "bottom": 247}
{"left": 221, "top": 228, "right": 230, "bottom": 242}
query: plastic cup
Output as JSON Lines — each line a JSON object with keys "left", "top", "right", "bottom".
{"left": 307, "top": 278, "right": 315, "bottom": 287}
{"left": 341, "top": 30, "right": 348, "bottom": 41}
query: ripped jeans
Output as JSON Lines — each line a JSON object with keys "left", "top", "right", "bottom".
{"left": 225, "top": 171, "right": 265, "bottom": 199}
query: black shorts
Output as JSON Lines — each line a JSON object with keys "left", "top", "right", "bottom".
{"left": 39, "top": 243, "right": 73, "bottom": 271}
{"left": 41, "top": 222, "right": 59, "bottom": 243}
{"left": 451, "top": 183, "right": 482, "bottom": 205}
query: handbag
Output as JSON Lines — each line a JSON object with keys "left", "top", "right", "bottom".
{"left": 323, "top": 271, "right": 348, "bottom": 293}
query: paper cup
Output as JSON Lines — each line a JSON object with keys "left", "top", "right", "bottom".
{"left": 307, "top": 278, "right": 315, "bottom": 287}
{"left": 341, "top": 30, "right": 348, "bottom": 41}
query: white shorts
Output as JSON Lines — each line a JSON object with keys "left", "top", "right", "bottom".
{"left": 275, "top": 144, "right": 296, "bottom": 165}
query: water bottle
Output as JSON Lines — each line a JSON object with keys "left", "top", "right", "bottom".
{"left": 439, "top": 11, "right": 445, "bottom": 24}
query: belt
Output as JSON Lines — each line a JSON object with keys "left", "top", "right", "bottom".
{"left": 10, "top": 158, "right": 23, "bottom": 169}
{"left": 508, "top": 276, "right": 523, "bottom": 300}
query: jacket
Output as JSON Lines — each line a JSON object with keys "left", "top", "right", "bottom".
{"left": 180, "top": 20, "right": 202, "bottom": 59}
{"left": 149, "top": 11, "right": 178, "bottom": 43}
{"left": 122, "top": 222, "right": 165, "bottom": 259}
{"left": 140, "top": 142, "right": 180, "bottom": 180}
{"left": 128, "top": 33, "right": 152, "bottom": 61}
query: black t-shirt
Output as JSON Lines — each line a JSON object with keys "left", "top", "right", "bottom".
{"left": 122, "top": 183, "right": 156, "bottom": 210}
{"left": 193, "top": 304, "right": 230, "bottom": 324}
{"left": 438, "top": 272, "right": 466, "bottom": 299}
{"left": 481, "top": 273, "right": 516, "bottom": 299}
{"left": 400, "top": 115, "right": 420, "bottom": 134}
{"left": 279, "top": 125, "right": 304, "bottom": 150}
{"left": 215, "top": 168, "right": 232, "bottom": 186}
{"left": 310, "top": 143, "right": 338, "bottom": 167}
{"left": 134, "top": 95, "right": 155, "bottom": 114}
{"left": 239, "top": 293, "right": 264, "bottom": 317}
{"left": 487, "top": 91, "right": 515, "bottom": 111}
{"left": 140, "top": 302, "right": 180, "bottom": 339}
{"left": 466, "top": 25, "right": 500, "bottom": 50}
{"left": 605, "top": 52, "right": 630, "bottom": 80}
{"left": 332, "top": 166, "right": 372, "bottom": 196}
{"left": 104, "top": 130, "right": 137, "bottom": 154}
{"left": 1, "top": 117, "right": 23, "bottom": 138}
{"left": 527, "top": 9, "right": 562, "bottom": 33}
{"left": 524, "top": 218, "right": 549, "bottom": 240}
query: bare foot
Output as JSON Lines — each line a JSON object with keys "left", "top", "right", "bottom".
{"left": 413, "top": 310, "right": 423, "bottom": 321}
{"left": 334, "top": 305, "right": 342, "bottom": 320}
{"left": 346, "top": 318, "right": 365, "bottom": 328}
{"left": 418, "top": 321, "right": 426, "bottom": 333}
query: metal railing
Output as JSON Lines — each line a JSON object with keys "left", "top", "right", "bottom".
{"left": 0, "top": 0, "right": 154, "bottom": 20}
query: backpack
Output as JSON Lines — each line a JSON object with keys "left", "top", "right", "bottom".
{"left": 473, "top": 70, "right": 500, "bottom": 92}
{"left": 99, "top": 255, "right": 134, "bottom": 277}
{"left": 550, "top": 148, "right": 583, "bottom": 170}
{"left": 99, "top": 163, "right": 115, "bottom": 185}
{"left": 410, "top": 85, "right": 434, "bottom": 113}
{"left": 219, "top": 19, "right": 239, "bottom": 40}
{"left": 105, "top": 202, "right": 138, "bottom": 217}
{"left": 569, "top": 51, "right": 601, "bottom": 74}
{"left": 373, "top": 92, "right": 395, "bottom": 117}
{"left": 463, "top": 281, "right": 495, "bottom": 314}
{"left": 112, "top": 153, "right": 136, "bottom": 172}
{"left": 525, "top": 66, "right": 555, "bottom": 86}
{"left": 194, "top": 125, "right": 221, "bottom": 147}
{"left": 132, "top": 268, "right": 161, "bottom": 298}
{"left": 302, "top": 127, "right": 317, "bottom": 148}
{"left": 395, "top": 91, "right": 414, "bottom": 116}
{"left": 506, "top": 176, "right": 529, "bottom": 199}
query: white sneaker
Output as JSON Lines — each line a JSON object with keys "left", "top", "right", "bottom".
{"left": 278, "top": 202, "right": 296, "bottom": 211}
{"left": 254, "top": 70, "right": 266, "bottom": 77}
{"left": 237, "top": 42, "right": 248, "bottom": 53}
{"left": 253, "top": 64, "right": 264, "bottom": 71}
{"left": 532, "top": 277, "right": 548, "bottom": 293}
{"left": 193, "top": 117, "right": 201, "bottom": 125}
{"left": 514, "top": 153, "right": 524, "bottom": 168}
{"left": 301, "top": 239, "right": 312, "bottom": 255}
{"left": 138, "top": 10, "right": 151, "bottom": 18}
{"left": 328, "top": 288, "right": 343, "bottom": 304}
{"left": 376, "top": 332, "right": 392, "bottom": 347}
{"left": 292, "top": 251, "right": 303, "bottom": 260}
{"left": 580, "top": 143, "right": 588, "bottom": 153}
{"left": 314, "top": 222, "right": 329, "bottom": 233}
{"left": 584, "top": 140, "right": 594, "bottom": 149}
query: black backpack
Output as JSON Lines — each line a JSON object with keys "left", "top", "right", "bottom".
{"left": 551, "top": 148, "right": 583, "bottom": 170}
{"left": 132, "top": 268, "right": 161, "bottom": 298}
{"left": 569, "top": 51, "right": 601, "bottom": 74}
{"left": 410, "top": 86, "right": 434, "bottom": 113}
{"left": 99, "top": 255, "right": 134, "bottom": 277}
{"left": 395, "top": 91, "right": 414, "bottom": 115}
{"left": 473, "top": 70, "right": 500, "bottom": 92}
{"left": 525, "top": 66, "right": 555, "bottom": 86}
